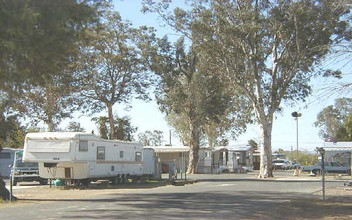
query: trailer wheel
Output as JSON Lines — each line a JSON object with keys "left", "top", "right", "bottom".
{"left": 312, "top": 169, "right": 321, "bottom": 175}
{"left": 111, "top": 176, "right": 119, "bottom": 185}
{"left": 81, "top": 179, "right": 90, "bottom": 187}
{"left": 39, "top": 179, "right": 48, "bottom": 185}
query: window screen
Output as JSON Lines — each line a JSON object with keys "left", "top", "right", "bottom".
{"left": 135, "top": 152, "right": 142, "bottom": 161}
{"left": 97, "top": 146, "right": 105, "bottom": 160}
{"left": 120, "top": 151, "right": 124, "bottom": 158}
{"left": 79, "top": 141, "right": 88, "bottom": 152}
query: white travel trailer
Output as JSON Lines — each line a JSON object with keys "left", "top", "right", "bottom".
{"left": 23, "top": 132, "right": 157, "bottom": 184}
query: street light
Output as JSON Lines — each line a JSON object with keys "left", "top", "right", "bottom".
{"left": 317, "top": 147, "right": 326, "bottom": 202}
{"left": 291, "top": 112, "right": 302, "bottom": 163}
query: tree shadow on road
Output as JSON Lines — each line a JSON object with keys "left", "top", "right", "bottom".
{"left": 52, "top": 191, "right": 351, "bottom": 219}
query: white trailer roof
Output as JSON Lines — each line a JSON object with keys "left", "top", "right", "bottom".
{"left": 323, "top": 142, "right": 352, "bottom": 151}
{"left": 227, "top": 145, "right": 254, "bottom": 152}
{"left": 25, "top": 132, "right": 100, "bottom": 140}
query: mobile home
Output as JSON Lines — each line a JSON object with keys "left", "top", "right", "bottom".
{"left": 23, "top": 132, "right": 157, "bottom": 184}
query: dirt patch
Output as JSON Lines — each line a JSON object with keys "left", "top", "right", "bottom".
{"left": 251, "top": 186, "right": 352, "bottom": 220}
{"left": 0, "top": 181, "right": 169, "bottom": 208}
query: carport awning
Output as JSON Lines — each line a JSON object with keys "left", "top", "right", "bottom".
{"left": 143, "top": 146, "right": 190, "bottom": 153}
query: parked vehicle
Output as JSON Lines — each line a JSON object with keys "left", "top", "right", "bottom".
{"left": 272, "top": 159, "right": 292, "bottom": 170}
{"left": 22, "top": 132, "right": 158, "bottom": 185}
{"left": 11, "top": 160, "right": 47, "bottom": 186}
{"left": 292, "top": 162, "right": 302, "bottom": 169}
{"left": 302, "top": 161, "right": 351, "bottom": 175}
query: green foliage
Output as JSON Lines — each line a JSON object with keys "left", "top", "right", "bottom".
{"left": 0, "top": 115, "right": 26, "bottom": 149}
{"left": 66, "top": 121, "right": 86, "bottom": 132}
{"left": 75, "top": 10, "right": 154, "bottom": 139}
{"left": 284, "top": 151, "right": 319, "bottom": 166}
{"left": 138, "top": 130, "right": 164, "bottom": 146}
{"left": 115, "top": 116, "right": 137, "bottom": 141}
{"left": 248, "top": 139, "right": 259, "bottom": 151}
{"left": 92, "top": 116, "right": 109, "bottom": 139}
{"left": 92, "top": 115, "right": 137, "bottom": 141}
{"left": 314, "top": 98, "right": 352, "bottom": 140}
{"left": 0, "top": 0, "right": 104, "bottom": 93}
{"left": 18, "top": 77, "right": 78, "bottom": 131}
{"left": 336, "top": 112, "right": 352, "bottom": 141}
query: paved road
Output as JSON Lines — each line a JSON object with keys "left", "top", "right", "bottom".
{"left": 0, "top": 174, "right": 344, "bottom": 220}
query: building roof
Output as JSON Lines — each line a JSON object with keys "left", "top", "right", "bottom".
{"left": 143, "top": 146, "right": 190, "bottom": 153}
{"left": 227, "top": 145, "right": 254, "bottom": 152}
{"left": 144, "top": 145, "right": 255, "bottom": 153}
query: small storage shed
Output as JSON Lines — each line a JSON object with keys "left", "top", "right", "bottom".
{"left": 227, "top": 145, "right": 254, "bottom": 172}
{"left": 143, "top": 146, "right": 189, "bottom": 173}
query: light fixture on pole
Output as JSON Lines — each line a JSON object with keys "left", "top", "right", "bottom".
{"left": 317, "top": 147, "right": 326, "bottom": 202}
{"left": 291, "top": 111, "right": 302, "bottom": 163}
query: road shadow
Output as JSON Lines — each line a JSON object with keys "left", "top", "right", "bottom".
{"left": 54, "top": 191, "right": 351, "bottom": 219}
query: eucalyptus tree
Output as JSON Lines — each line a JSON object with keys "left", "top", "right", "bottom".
{"left": 155, "top": 37, "right": 204, "bottom": 173}
{"left": 314, "top": 98, "right": 352, "bottom": 141}
{"left": 150, "top": 36, "right": 249, "bottom": 173}
{"left": 195, "top": 0, "right": 350, "bottom": 178}
{"left": 143, "top": 0, "right": 350, "bottom": 177}
{"left": 76, "top": 11, "right": 153, "bottom": 140}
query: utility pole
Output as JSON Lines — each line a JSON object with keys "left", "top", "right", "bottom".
{"left": 291, "top": 112, "right": 302, "bottom": 162}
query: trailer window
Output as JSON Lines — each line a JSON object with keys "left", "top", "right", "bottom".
{"left": 119, "top": 151, "right": 124, "bottom": 158}
{"left": 135, "top": 152, "right": 142, "bottom": 161}
{"left": 97, "top": 146, "right": 105, "bottom": 160}
{"left": 79, "top": 141, "right": 88, "bottom": 152}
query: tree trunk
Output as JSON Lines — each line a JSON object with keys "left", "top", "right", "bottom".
{"left": 258, "top": 120, "right": 274, "bottom": 178}
{"left": 187, "top": 122, "right": 200, "bottom": 174}
{"left": 107, "top": 103, "right": 116, "bottom": 140}
{"left": 47, "top": 116, "right": 56, "bottom": 132}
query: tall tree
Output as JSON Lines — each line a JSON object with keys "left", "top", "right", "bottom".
{"left": 187, "top": 0, "right": 349, "bottom": 178}
{"left": 149, "top": 36, "right": 249, "bottom": 173}
{"left": 75, "top": 11, "right": 153, "bottom": 140}
{"left": 143, "top": 1, "right": 251, "bottom": 173}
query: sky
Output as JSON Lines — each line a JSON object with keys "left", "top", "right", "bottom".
{"left": 65, "top": 0, "right": 352, "bottom": 152}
